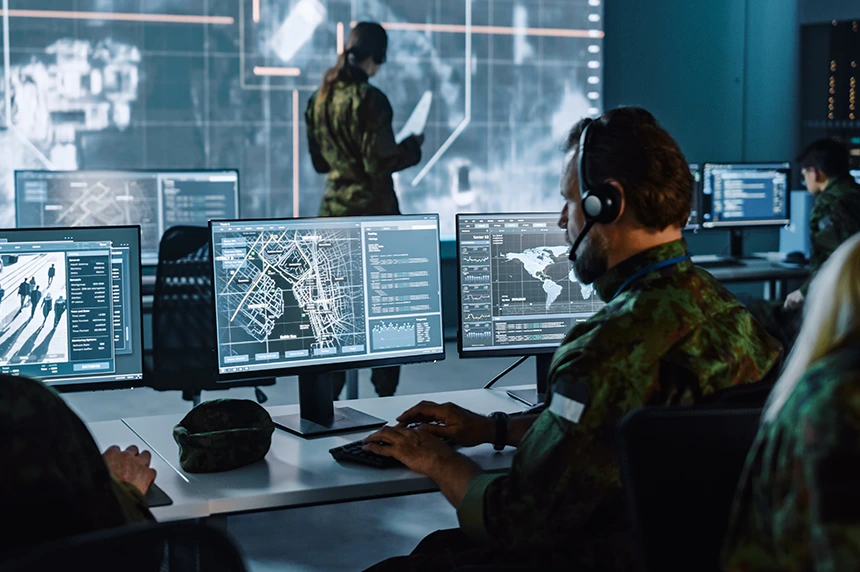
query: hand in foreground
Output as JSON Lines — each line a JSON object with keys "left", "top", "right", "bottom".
{"left": 783, "top": 289, "right": 805, "bottom": 311}
{"left": 364, "top": 426, "right": 459, "bottom": 476}
{"left": 395, "top": 401, "right": 493, "bottom": 447}
{"left": 103, "top": 445, "right": 157, "bottom": 495}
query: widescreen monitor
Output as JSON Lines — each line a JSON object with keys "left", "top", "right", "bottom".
{"left": 0, "top": 226, "right": 144, "bottom": 390}
{"left": 456, "top": 213, "right": 607, "bottom": 359}
{"left": 210, "top": 215, "right": 445, "bottom": 380}
{"left": 15, "top": 170, "right": 240, "bottom": 265}
{"left": 700, "top": 163, "right": 790, "bottom": 228}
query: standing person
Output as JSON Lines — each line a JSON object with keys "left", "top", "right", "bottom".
{"left": 28, "top": 277, "right": 35, "bottom": 301}
{"left": 18, "top": 279, "right": 29, "bottom": 309}
{"left": 0, "top": 284, "right": 5, "bottom": 305}
{"left": 723, "top": 233, "right": 860, "bottom": 570}
{"left": 53, "top": 296, "right": 66, "bottom": 329}
{"left": 29, "top": 285, "right": 41, "bottom": 320}
{"left": 47, "top": 263, "right": 56, "bottom": 287}
{"left": 306, "top": 21, "right": 425, "bottom": 399}
{"left": 41, "top": 292, "right": 53, "bottom": 324}
{"left": 362, "top": 107, "right": 783, "bottom": 572}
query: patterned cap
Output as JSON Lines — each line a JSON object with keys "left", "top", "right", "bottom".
{"left": 173, "top": 399, "right": 275, "bottom": 473}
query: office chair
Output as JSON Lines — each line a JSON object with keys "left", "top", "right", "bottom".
{"left": 149, "top": 226, "right": 273, "bottom": 404}
{"left": 0, "top": 521, "right": 248, "bottom": 572}
{"left": 617, "top": 406, "right": 762, "bottom": 572}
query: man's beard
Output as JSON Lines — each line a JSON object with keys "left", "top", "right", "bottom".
{"left": 571, "top": 230, "right": 609, "bottom": 286}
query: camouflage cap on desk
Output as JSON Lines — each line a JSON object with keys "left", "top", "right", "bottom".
{"left": 173, "top": 399, "right": 275, "bottom": 473}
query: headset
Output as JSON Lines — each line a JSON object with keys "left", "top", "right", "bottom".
{"left": 569, "top": 118, "right": 622, "bottom": 261}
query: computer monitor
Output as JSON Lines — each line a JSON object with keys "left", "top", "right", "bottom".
{"left": 686, "top": 163, "right": 702, "bottom": 230}
{"left": 15, "top": 170, "right": 240, "bottom": 265}
{"left": 0, "top": 226, "right": 144, "bottom": 391}
{"left": 700, "top": 163, "right": 790, "bottom": 228}
{"left": 851, "top": 169, "right": 860, "bottom": 185}
{"left": 210, "top": 214, "right": 445, "bottom": 436}
{"left": 456, "top": 213, "right": 606, "bottom": 402}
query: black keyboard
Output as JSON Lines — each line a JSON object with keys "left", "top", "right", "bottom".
{"left": 144, "top": 482, "right": 173, "bottom": 507}
{"left": 329, "top": 439, "right": 404, "bottom": 469}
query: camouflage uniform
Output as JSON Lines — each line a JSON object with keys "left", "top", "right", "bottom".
{"left": 306, "top": 68, "right": 422, "bottom": 398}
{"left": 722, "top": 337, "right": 860, "bottom": 571}
{"left": 0, "top": 375, "right": 152, "bottom": 553}
{"left": 751, "top": 177, "right": 860, "bottom": 350}
{"left": 368, "top": 239, "right": 782, "bottom": 572}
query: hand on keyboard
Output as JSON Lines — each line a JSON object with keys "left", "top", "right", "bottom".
{"left": 329, "top": 424, "right": 459, "bottom": 470}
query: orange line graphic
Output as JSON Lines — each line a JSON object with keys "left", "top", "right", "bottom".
{"left": 253, "top": 66, "right": 302, "bottom": 77}
{"left": 353, "top": 21, "right": 603, "bottom": 39}
{"left": 0, "top": 9, "right": 234, "bottom": 25}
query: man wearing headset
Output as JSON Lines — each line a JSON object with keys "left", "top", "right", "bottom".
{"left": 363, "top": 107, "right": 782, "bottom": 571}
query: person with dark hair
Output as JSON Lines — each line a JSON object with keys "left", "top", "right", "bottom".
{"left": 47, "top": 263, "right": 56, "bottom": 287}
{"left": 306, "top": 21, "right": 425, "bottom": 399}
{"left": 18, "top": 278, "right": 29, "bottom": 309}
{"left": 361, "top": 107, "right": 782, "bottom": 572}
{"left": 29, "top": 285, "right": 41, "bottom": 320}
{"left": 750, "top": 138, "right": 860, "bottom": 352}
{"left": 0, "top": 374, "right": 155, "bottom": 553}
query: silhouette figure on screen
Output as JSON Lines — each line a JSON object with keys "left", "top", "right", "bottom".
{"left": 18, "top": 279, "right": 28, "bottom": 309}
{"left": 41, "top": 293, "right": 53, "bottom": 324}
{"left": 47, "top": 264, "right": 56, "bottom": 287}
{"left": 29, "top": 286, "right": 41, "bottom": 319}
{"left": 53, "top": 296, "right": 66, "bottom": 329}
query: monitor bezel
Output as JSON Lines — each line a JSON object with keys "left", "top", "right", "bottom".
{"left": 455, "top": 211, "right": 572, "bottom": 360}
{"left": 13, "top": 169, "right": 241, "bottom": 265}
{"left": 208, "top": 214, "right": 447, "bottom": 382}
{"left": 0, "top": 224, "right": 145, "bottom": 393}
{"left": 699, "top": 162, "right": 792, "bottom": 229}
{"left": 684, "top": 163, "right": 702, "bottom": 231}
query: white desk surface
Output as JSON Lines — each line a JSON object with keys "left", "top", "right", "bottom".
{"left": 88, "top": 419, "right": 211, "bottom": 522}
{"left": 122, "top": 387, "right": 531, "bottom": 517}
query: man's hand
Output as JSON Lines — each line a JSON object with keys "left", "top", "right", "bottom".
{"left": 784, "top": 289, "right": 805, "bottom": 311}
{"left": 395, "top": 401, "right": 493, "bottom": 447}
{"left": 363, "top": 426, "right": 459, "bottom": 476}
{"left": 103, "top": 445, "right": 157, "bottom": 495}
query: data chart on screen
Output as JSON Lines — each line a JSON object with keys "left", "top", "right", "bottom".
{"left": 457, "top": 213, "right": 606, "bottom": 357}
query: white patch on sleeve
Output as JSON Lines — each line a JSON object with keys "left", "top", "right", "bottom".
{"left": 548, "top": 392, "right": 586, "bottom": 424}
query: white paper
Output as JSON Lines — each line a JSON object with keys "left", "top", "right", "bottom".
{"left": 396, "top": 91, "right": 433, "bottom": 144}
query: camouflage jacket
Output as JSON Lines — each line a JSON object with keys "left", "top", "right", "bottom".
{"left": 722, "top": 338, "right": 860, "bottom": 571}
{"left": 0, "top": 375, "right": 152, "bottom": 553}
{"left": 457, "top": 239, "right": 783, "bottom": 571}
{"left": 306, "top": 70, "right": 422, "bottom": 217}
{"left": 800, "top": 177, "right": 860, "bottom": 295}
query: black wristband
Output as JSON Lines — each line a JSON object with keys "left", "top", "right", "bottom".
{"left": 491, "top": 411, "right": 509, "bottom": 451}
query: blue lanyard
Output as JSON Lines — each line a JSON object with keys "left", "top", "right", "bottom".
{"left": 610, "top": 255, "right": 690, "bottom": 302}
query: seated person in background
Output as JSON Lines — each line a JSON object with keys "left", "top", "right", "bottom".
{"left": 363, "top": 107, "right": 784, "bottom": 572}
{"left": 752, "top": 138, "right": 860, "bottom": 351}
{"left": 722, "top": 233, "right": 860, "bottom": 571}
{"left": 0, "top": 374, "right": 155, "bottom": 554}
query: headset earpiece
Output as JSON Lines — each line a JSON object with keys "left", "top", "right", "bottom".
{"left": 578, "top": 121, "right": 622, "bottom": 225}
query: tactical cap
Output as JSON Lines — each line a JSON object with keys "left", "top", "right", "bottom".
{"left": 173, "top": 399, "right": 274, "bottom": 473}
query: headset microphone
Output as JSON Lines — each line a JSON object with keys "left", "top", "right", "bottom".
{"left": 567, "top": 220, "right": 595, "bottom": 262}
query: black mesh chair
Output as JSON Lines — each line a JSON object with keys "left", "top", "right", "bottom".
{"left": 617, "top": 406, "right": 762, "bottom": 572}
{"left": 149, "top": 226, "right": 273, "bottom": 403}
{"left": 0, "top": 521, "right": 248, "bottom": 572}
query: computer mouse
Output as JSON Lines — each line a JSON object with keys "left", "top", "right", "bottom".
{"left": 784, "top": 251, "right": 808, "bottom": 264}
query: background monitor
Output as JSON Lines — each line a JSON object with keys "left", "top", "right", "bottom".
{"left": 852, "top": 169, "right": 860, "bottom": 185}
{"left": 15, "top": 170, "right": 240, "bottom": 265}
{"left": 686, "top": 163, "right": 702, "bottom": 230}
{"left": 211, "top": 215, "right": 445, "bottom": 380}
{"left": 456, "top": 213, "right": 607, "bottom": 359}
{"left": 0, "top": 226, "right": 144, "bottom": 390}
{"left": 700, "top": 163, "right": 790, "bottom": 228}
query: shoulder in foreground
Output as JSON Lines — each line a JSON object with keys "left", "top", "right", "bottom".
{"left": 796, "top": 344, "right": 860, "bottom": 414}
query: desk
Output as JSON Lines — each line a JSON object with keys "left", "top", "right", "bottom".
{"left": 87, "top": 420, "right": 211, "bottom": 521}
{"left": 122, "top": 388, "right": 528, "bottom": 518}
{"left": 699, "top": 258, "right": 808, "bottom": 300}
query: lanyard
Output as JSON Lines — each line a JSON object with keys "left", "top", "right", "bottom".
{"left": 610, "top": 255, "right": 690, "bottom": 302}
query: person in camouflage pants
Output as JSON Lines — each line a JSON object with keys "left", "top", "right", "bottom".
{"left": 0, "top": 374, "right": 155, "bottom": 553}
{"left": 723, "top": 233, "right": 860, "bottom": 571}
{"left": 306, "top": 22, "right": 423, "bottom": 399}
{"left": 750, "top": 139, "right": 860, "bottom": 352}
{"left": 360, "top": 108, "right": 783, "bottom": 571}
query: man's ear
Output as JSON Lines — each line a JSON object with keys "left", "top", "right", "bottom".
{"left": 605, "top": 179, "right": 626, "bottom": 221}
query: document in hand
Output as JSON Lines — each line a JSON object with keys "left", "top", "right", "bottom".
{"left": 396, "top": 91, "right": 434, "bottom": 144}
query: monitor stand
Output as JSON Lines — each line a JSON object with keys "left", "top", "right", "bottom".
{"left": 272, "top": 372, "right": 387, "bottom": 438}
{"left": 691, "top": 229, "right": 746, "bottom": 268}
{"left": 503, "top": 354, "right": 552, "bottom": 407}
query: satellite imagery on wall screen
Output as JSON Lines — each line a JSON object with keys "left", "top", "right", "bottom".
{"left": 0, "top": 0, "right": 603, "bottom": 237}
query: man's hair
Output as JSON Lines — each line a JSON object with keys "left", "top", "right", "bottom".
{"left": 797, "top": 138, "right": 851, "bottom": 178}
{"left": 566, "top": 107, "right": 692, "bottom": 230}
